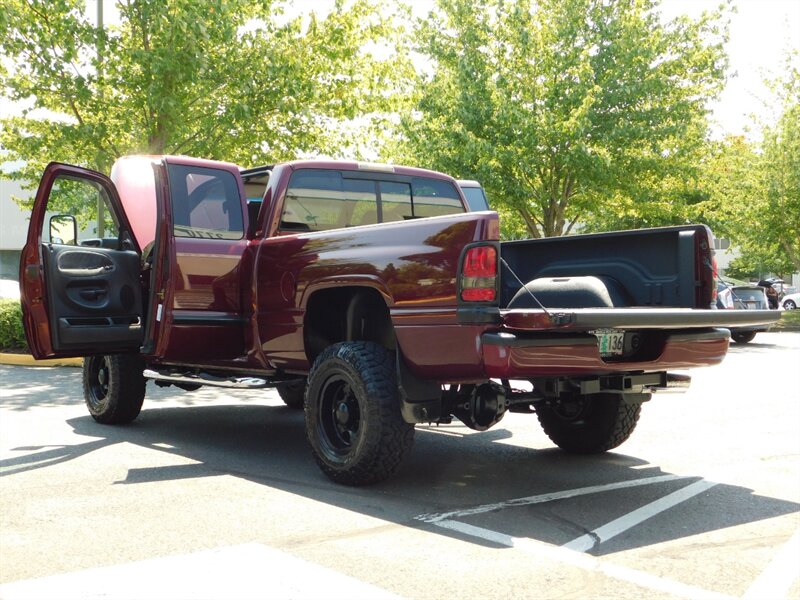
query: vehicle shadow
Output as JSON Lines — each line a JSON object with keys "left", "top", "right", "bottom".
{"left": 3, "top": 365, "right": 798, "bottom": 557}
{"left": 0, "top": 365, "right": 255, "bottom": 411}
{"left": 0, "top": 365, "right": 86, "bottom": 411}
{"left": 3, "top": 398, "right": 793, "bottom": 558}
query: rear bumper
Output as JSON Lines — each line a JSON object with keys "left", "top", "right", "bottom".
{"left": 481, "top": 328, "right": 730, "bottom": 378}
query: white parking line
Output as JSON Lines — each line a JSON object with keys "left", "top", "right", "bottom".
{"left": 563, "top": 479, "right": 718, "bottom": 552}
{"left": 415, "top": 473, "right": 693, "bottom": 523}
{"left": 742, "top": 527, "right": 800, "bottom": 599}
{"left": 435, "top": 519, "right": 735, "bottom": 600}
{"left": 0, "top": 544, "right": 404, "bottom": 600}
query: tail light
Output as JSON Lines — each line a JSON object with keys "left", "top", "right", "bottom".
{"left": 461, "top": 245, "right": 497, "bottom": 302}
{"left": 711, "top": 254, "right": 719, "bottom": 305}
{"left": 695, "top": 226, "right": 716, "bottom": 308}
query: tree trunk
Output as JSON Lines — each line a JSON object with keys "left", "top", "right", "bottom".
{"left": 518, "top": 205, "right": 542, "bottom": 239}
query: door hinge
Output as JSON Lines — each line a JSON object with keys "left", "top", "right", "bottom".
{"left": 156, "top": 289, "right": 165, "bottom": 301}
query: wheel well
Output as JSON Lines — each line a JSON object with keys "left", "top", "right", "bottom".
{"left": 304, "top": 287, "right": 394, "bottom": 363}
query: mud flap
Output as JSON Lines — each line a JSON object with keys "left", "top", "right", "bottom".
{"left": 395, "top": 350, "right": 443, "bottom": 423}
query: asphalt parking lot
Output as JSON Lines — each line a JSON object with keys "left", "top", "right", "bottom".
{"left": 1, "top": 332, "right": 799, "bottom": 599}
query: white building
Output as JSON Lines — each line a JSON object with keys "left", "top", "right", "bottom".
{"left": 0, "top": 178, "right": 31, "bottom": 280}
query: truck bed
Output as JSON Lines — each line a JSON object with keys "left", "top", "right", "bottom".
{"left": 499, "top": 225, "right": 713, "bottom": 309}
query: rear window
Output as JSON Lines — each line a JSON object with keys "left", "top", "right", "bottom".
{"left": 461, "top": 186, "right": 490, "bottom": 211}
{"left": 281, "top": 169, "right": 464, "bottom": 233}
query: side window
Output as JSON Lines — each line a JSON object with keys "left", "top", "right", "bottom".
{"left": 279, "top": 170, "right": 464, "bottom": 232}
{"left": 283, "top": 170, "right": 341, "bottom": 231}
{"left": 168, "top": 165, "right": 244, "bottom": 240}
{"left": 282, "top": 170, "right": 378, "bottom": 232}
{"left": 411, "top": 178, "right": 464, "bottom": 218}
{"left": 379, "top": 181, "right": 412, "bottom": 223}
{"left": 46, "top": 176, "right": 120, "bottom": 247}
{"left": 344, "top": 178, "right": 378, "bottom": 226}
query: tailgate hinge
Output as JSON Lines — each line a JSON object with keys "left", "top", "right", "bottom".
{"left": 549, "top": 312, "right": 574, "bottom": 326}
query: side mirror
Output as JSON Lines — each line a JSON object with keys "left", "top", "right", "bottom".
{"left": 49, "top": 214, "right": 77, "bottom": 245}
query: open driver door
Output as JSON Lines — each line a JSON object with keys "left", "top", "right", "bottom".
{"left": 19, "top": 162, "right": 144, "bottom": 359}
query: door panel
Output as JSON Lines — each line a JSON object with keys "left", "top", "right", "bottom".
{"left": 20, "top": 162, "right": 144, "bottom": 358}
{"left": 42, "top": 244, "right": 143, "bottom": 350}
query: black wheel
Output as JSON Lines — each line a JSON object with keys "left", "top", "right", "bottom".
{"left": 83, "top": 354, "right": 146, "bottom": 424}
{"left": 536, "top": 393, "right": 641, "bottom": 454}
{"left": 276, "top": 379, "right": 306, "bottom": 410}
{"left": 783, "top": 299, "right": 796, "bottom": 310}
{"left": 731, "top": 331, "right": 757, "bottom": 344}
{"left": 305, "top": 342, "right": 414, "bottom": 485}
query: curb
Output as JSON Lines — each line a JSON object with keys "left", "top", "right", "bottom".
{"left": 0, "top": 353, "right": 82, "bottom": 367}
{"left": 769, "top": 322, "right": 800, "bottom": 332}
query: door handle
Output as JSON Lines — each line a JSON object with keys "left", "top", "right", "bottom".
{"left": 79, "top": 289, "right": 107, "bottom": 301}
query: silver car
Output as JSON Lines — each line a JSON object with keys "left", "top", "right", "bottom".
{"left": 716, "top": 278, "right": 771, "bottom": 344}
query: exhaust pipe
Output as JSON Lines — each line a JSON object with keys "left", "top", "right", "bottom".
{"left": 656, "top": 372, "right": 692, "bottom": 393}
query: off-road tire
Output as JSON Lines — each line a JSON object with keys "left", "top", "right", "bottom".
{"left": 536, "top": 393, "right": 642, "bottom": 454}
{"left": 305, "top": 342, "right": 414, "bottom": 485}
{"left": 83, "top": 354, "right": 146, "bottom": 424}
{"left": 731, "top": 331, "right": 757, "bottom": 344}
{"left": 276, "top": 379, "right": 306, "bottom": 410}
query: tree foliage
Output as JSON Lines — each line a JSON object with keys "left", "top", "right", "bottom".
{"left": 692, "top": 136, "right": 775, "bottom": 277}
{"left": 692, "top": 135, "right": 758, "bottom": 240}
{"left": 387, "top": 0, "right": 728, "bottom": 238}
{"left": 0, "top": 0, "right": 413, "bottom": 204}
{"left": 760, "top": 78, "right": 800, "bottom": 275}
{"left": 693, "top": 57, "right": 800, "bottom": 279}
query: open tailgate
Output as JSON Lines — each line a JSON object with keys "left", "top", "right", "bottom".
{"left": 501, "top": 307, "right": 782, "bottom": 331}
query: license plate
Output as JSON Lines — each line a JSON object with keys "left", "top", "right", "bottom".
{"left": 595, "top": 330, "right": 625, "bottom": 356}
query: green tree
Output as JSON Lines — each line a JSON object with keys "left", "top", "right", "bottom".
{"left": 760, "top": 83, "right": 800, "bottom": 275}
{"left": 691, "top": 135, "right": 775, "bottom": 278}
{"left": 693, "top": 57, "right": 800, "bottom": 280}
{"left": 692, "top": 135, "right": 760, "bottom": 240}
{"left": 387, "top": 0, "right": 728, "bottom": 238}
{"left": 0, "top": 0, "right": 412, "bottom": 204}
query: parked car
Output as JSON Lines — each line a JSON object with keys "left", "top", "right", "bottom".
{"left": 717, "top": 278, "right": 771, "bottom": 344}
{"left": 781, "top": 292, "right": 800, "bottom": 310}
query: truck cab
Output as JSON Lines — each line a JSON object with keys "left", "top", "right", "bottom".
{"left": 20, "top": 156, "right": 472, "bottom": 367}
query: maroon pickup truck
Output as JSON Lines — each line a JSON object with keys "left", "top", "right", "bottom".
{"left": 19, "top": 156, "right": 778, "bottom": 485}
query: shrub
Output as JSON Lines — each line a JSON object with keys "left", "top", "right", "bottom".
{"left": 0, "top": 299, "right": 28, "bottom": 352}
{"left": 772, "top": 309, "right": 800, "bottom": 330}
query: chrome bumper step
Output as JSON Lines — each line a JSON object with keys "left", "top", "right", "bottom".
{"left": 143, "top": 369, "right": 269, "bottom": 389}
